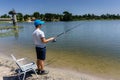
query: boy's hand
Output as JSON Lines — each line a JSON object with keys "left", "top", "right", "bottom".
{"left": 51, "top": 37, "right": 56, "bottom": 42}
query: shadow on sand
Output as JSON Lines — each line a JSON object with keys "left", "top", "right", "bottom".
{"left": 3, "top": 75, "right": 19, "bottom": 80}
{"left": 3, "top": 72, "right": 53, "bottom": 80}
{"left": 3, "top": 71, "right": 34, "bottom": 80}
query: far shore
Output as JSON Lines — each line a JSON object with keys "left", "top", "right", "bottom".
{"left": 0, "top": 53, "right": 116, "bottom": 80}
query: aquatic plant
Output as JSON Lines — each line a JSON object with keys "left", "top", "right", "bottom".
{"left": 0, "top": 26, "right": 23, "bottom": 30}
{"left": 0, "top": 26, "right": 23, "bottom": 37}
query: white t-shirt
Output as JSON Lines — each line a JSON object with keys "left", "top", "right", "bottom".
{"left": 32, "top": 28, "right": 46, "bottom": 48}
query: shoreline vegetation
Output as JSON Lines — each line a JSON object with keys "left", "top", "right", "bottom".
{"left": 1, "top": 11, "right": 120, "bottom": 22}
{"left": 0, "top": 53, "right": 111, "bottom": 80}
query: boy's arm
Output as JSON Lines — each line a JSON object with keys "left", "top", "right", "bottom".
{"left": 41, "top": 37, "right": 55, "bottom": 43}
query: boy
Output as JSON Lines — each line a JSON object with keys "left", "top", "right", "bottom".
{"left": 32, "top": 20, "right": 55, "bottom": 75}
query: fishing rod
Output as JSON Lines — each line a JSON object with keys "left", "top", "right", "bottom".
{"left": 47, "top": 23, "right": 83, "bottom": 66}
{"left": 53, "top": 23, "right": 82, "bottom": 42}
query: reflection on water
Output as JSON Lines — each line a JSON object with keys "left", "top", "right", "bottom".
{"left": 0, "top": 21, "right": 120, "bottom": 79}
{"left": 0, "top": 26, "right": 19, "bottom": 38}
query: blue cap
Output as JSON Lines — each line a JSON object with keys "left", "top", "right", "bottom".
{"left": 34, "top": 20, "right": 45, "bottom": 26}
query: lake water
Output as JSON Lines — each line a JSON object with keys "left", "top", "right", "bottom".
{"left": 0, "top": 20, "right": 120, "bottom": 79}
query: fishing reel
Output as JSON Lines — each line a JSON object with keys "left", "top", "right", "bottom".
{"left": 52, "top": 39, "right": 57, "bottom": 42}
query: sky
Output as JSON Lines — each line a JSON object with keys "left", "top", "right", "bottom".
{"left": 1, "top": 0, "right": 120, "bottom": 16}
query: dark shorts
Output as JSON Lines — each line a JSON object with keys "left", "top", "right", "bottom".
{"left": 35, "top": 47, "right": 46, "bottom": 60}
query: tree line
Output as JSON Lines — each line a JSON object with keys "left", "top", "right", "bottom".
{"left": 1, "top": 11, "right": 120, "bottom": 22}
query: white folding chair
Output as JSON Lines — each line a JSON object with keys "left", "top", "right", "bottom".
{"left": 11, "top": 54, "right": 38, "bottom": 80}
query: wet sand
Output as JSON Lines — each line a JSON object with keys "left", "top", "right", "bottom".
{"left": 0, "top": 53, "right": 111, "bottom": 80}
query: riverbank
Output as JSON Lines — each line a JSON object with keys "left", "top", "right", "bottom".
{"left": 0, "top": 53, "right": 115, "bottom": 80}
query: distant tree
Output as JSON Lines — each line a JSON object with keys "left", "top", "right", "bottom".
{"left": 54, "top": 14, "right": 61, "bottom": 20}
{"left": 8, "top": 11, "right": 13, "bottom": 15}
{"left": 39, "top": 14, "right": 44, "bottom": 20}
{"left": 72, "top": 15, "right": 79, "bottom": 20}
{"left": 17, "top": 13, "right": 23, "bottom": 21}
{"left": 101, "top": 14, "right": 106, "bottom": 19}
{"left": 33, "top": 12, "right": 40, "bottom": 19}
{"left": 116, "top": 14, "right": 120, "bottom": 19}
{"left": 44, "top": 13, "right": 54, "bottom": 21}
{"left": 62, "top": 11, "right": 72, "bottom": 21}
{"left": 1, "top": 14, "right": 10, "bottom": 18}
{"left": 24, "top": 14, "right": 31, "bottom": 21}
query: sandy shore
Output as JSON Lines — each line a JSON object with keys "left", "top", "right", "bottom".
{"left": 0, "top": 54, "right": 115, "bottom": 80}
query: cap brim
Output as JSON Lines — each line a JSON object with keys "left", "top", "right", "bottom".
{"left": 40, "top": 21, "right": 45, "bottom": 24}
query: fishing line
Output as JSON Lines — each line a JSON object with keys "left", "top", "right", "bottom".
{"left": 52, "top": 23, "right": 84, "bottom": 42}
